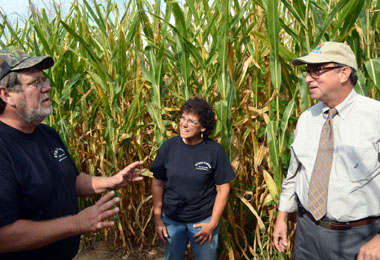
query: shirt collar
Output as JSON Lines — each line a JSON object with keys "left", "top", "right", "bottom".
{"left": 322, "top": 89, "right": 357, "bottom": 120}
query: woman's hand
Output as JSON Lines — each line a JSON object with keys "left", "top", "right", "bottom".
{"left": 154, "top": 217, "right": 168, "bottom": 243}
{"left": 193, "top": 221, "right": 217, "bottom": 245}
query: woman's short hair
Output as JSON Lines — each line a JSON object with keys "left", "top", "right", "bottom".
{"left": 179, "top": 97, "right": 216, "bottom": 137}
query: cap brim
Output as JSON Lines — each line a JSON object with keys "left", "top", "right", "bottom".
{"left": 12, "top": 56, "right": 54, "bottom": 71}
{"left": 291, "top": 55, "right": 334, "bottom": 66}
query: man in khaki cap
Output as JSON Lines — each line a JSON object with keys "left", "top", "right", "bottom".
{"left": 0, "top": 47, "right": 145, "bottom": 259}
{"left": 273, "top": 42, "right": 380, "bottom": 259}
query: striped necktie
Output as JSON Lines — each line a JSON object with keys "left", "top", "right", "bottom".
{"left": 308, "top": 108, "right": 338, "bottom": 220}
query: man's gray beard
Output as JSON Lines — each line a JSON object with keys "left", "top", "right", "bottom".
{"left": 16, "top": 105, "right": 53, "bottom": 124}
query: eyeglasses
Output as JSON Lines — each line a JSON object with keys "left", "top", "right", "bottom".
{"left": 16, "top": 77, "right": 50, "bottom": 91}
{"left": 180, "top": 116, "right": 200, "bottom": 127}
{"left": 302, "top": 66, "right": 343, "bottom": 79}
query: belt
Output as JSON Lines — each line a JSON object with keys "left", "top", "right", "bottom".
{"left": 303, "top": 211, "right": 380, "bottom": 230}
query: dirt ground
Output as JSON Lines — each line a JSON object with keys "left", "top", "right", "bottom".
{"left": 73, "top": 239, "right": 196, "bottom": 260}
{"left": 73, "top": 240, "right": 164, "bottom": 260}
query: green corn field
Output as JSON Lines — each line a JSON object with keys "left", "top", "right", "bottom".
{"left": 1, "top": 0, "right": 379, "bottom": 259}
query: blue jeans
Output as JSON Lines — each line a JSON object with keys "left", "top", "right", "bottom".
{"left": 162, "top": 213, "right": 220, "bottom": 260}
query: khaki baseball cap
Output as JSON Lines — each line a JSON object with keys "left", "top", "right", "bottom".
{"left": 292, "top": 42, "right": 357, "bottom": 70}
{"left": 0, "top": 47, "right": 54, "bottom": 80}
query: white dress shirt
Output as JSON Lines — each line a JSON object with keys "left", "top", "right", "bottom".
{"left": 279, "top": 89, "right": 380, "bottom": 221}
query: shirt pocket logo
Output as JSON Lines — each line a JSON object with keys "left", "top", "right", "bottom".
{"left": 53, "top": 147, "right": 68, "bottom": 162}
{"left": 195, "top": 161, "right": 212, "bottom": 171}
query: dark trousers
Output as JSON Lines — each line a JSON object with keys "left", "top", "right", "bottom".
{"left": 293, "top": 213, "right": 380, "bottom": 260}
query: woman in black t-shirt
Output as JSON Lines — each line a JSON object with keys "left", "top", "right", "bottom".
{"left": 151, "top": 97, "right": 235, "bottom": 260}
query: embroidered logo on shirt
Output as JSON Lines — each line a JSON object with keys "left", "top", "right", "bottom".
{"left": 53, "top": 148, "right": 68, "bottom": 162}
{"left": 195, "top": 161, "right": 211, "bottom": 171}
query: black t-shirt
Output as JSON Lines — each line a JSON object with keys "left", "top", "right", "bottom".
{"left": 0, "top": 121, "right": 80, "bottom": 260}
{"left": 151, "top": 136, "right": 235, "bottom": 222}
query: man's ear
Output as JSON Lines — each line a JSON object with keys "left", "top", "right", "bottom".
{"left": 340, "top": 66, "right": 352, "bottom": 84}
{"left": 0, "top": 86, "right": 16, "bottom": 107}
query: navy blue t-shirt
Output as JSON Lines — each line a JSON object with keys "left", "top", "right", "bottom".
{"left": 0, "top": 121, "right": 80, "bottom": 260}
{"left": 151, "top": 136, "right": 235, "bottom": 222}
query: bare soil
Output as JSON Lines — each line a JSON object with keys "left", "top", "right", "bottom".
{"left": 73, "top": 240, "right": 164, "bottom": 260}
